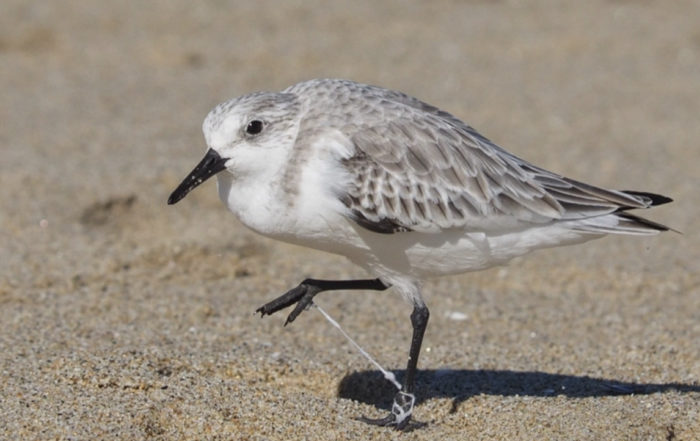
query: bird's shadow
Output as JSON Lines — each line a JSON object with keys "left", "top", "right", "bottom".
{"left": 337, "top": 369, "right": 700, "bottom": 413}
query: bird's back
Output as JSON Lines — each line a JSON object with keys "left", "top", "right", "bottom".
{"left": 284, "top": 79, "right": 671, "bottom": 237}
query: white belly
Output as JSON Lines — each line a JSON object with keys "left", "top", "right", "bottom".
{"left": 216, "top": 168, "right": 603, "bottom": 303}
{"left": 342, "top": 222, "right": 603, "bottom": 282}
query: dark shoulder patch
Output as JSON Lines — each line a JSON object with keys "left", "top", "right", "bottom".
{"left": 339, "top": 190, "right": 412, "bottom": 234}
{"left": 350, "top": 210, "right": 412, "bottom": 234}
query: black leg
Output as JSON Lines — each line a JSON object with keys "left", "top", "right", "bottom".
{"left": 405, "top": 305, "right": 430, "bottom": 394}
{"left": 359, "top": 303, "right": 430, "bottom": 430}
{"left": 256, "top": 278, "right": 389, "bottom": 325}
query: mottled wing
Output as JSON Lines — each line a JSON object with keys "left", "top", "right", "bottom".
{"left": 339, "top": 92, "right": 656, "bottom": 234}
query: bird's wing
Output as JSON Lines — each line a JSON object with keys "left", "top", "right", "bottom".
{"left": 337, "top": 94, "right": 654, "bottom": 234}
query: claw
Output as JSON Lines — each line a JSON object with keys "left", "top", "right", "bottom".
{"left": 256, "top": 283, "right": 310, "bottom": 318}
{"left": 284, "top": 289, "right": 318, "bottom": 325}
{"left": 357, "top": 391, "right": 417, "bottom": 430}
{"left": 357, "top": 414, "right": 399, "bottom": 427}
{"left": 256, "top": 280, "right": 323, "bottom": 324}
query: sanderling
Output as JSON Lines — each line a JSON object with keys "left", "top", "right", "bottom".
{"left": 168, "top": 78, "right": 671, "bottom": 429}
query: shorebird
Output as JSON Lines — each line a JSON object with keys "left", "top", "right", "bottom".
{"left": 168, "top": 78, "right": 671, "bottom": 429}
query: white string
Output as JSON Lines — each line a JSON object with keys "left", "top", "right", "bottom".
{"left": 392, "top": 391, "right": 415, "bottom": 424}
{"left": 313, "top": 303, "right": 402, "bottom": 391}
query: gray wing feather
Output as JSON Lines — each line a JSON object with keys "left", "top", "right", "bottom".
{"left": 338, "top": 90, "right": 654, "bottom": 233}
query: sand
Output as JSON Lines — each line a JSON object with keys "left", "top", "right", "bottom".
{"left": 1, "top": 1, "right": 698, "bottom": 439}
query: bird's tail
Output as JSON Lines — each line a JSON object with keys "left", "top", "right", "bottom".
{"left": 572, "top": 190, "right": 673, "bottom": 236}
{"left": 619, "top": 190, "right": 673, "bottom": 208}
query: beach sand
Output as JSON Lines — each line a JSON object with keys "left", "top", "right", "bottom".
{"left": 1, "top": 1, "right": 698, "bottom": 439}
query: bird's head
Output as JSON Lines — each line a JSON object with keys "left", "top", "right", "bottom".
{"left": 167, "top": 91, "right": 301, "bottom": 205}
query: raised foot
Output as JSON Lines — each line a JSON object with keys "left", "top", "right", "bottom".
{"left": 357, "top": 391, "right": 422, "bottom": 431}
{"left": 255, "top": 280, "right": 322, "bottom": 325}
{"left": 256, "top": 278, "right": 389, "bottom": 325}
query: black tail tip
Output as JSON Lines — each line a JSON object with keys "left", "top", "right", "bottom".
{"left": 622, "top": 190, "right": 673, "bottom": 206}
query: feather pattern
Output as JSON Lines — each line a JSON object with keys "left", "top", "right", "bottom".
{"left": 288, "top": 80, "right": 669, "bottom": 234}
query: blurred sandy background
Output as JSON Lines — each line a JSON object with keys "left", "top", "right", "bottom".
{"left": 1, "top": 1, "right": 699, "bottom": 439}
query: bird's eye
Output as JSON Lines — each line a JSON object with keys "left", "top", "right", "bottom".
{"left": 245, "top": 120, "right": 264, "bottom": 135}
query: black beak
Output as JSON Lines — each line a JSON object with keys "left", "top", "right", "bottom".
{"left": 167, "top": 149, "right": 228, "bottom": 205}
